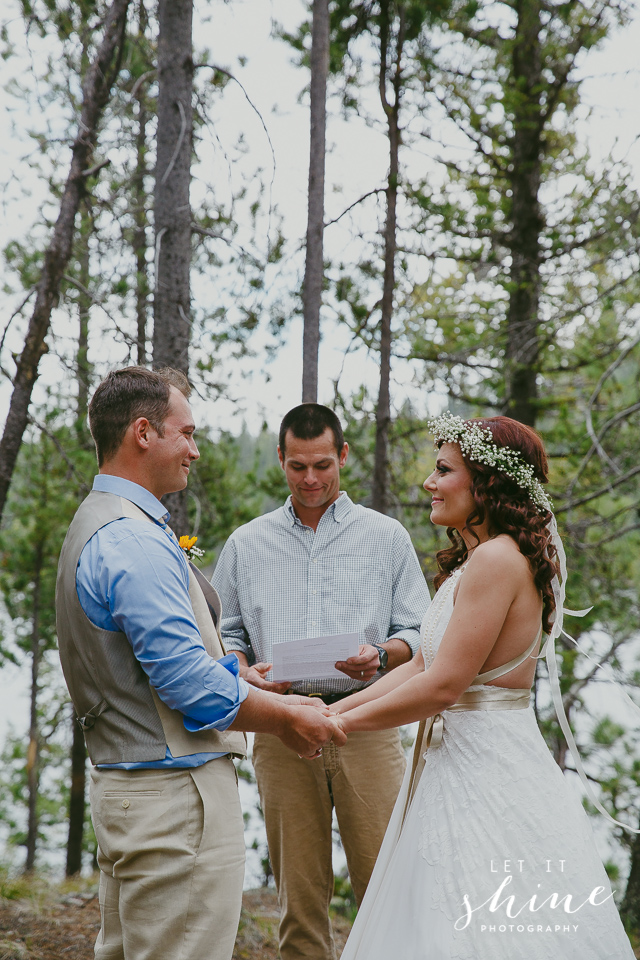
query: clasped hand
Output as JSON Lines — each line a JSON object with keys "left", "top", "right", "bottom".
{"left": 281, "top": 693, "right": 347, "bottom": 758}
{"left": 238, "top": 659, "right": 356, "bottom": 759}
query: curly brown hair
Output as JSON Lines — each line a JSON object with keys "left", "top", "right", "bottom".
{"left": 433, "top": 416, "right": 558, "bottom": 634}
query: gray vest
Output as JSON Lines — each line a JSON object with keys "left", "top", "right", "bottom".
{"left": 56, "top": 489, "right": 246, "bottom": 764}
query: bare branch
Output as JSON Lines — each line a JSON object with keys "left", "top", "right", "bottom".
{"left": 160, "top": 98, "right": 187, "bottom": 185}
{"left": 0, "top": 288, "right": 36, "bottom": 361}
{"left": 563, "top": 634, "right": 632, "bottom": 712}
{"left": 130, "top": 68, "right": 156, "bottom": 100}
{"left": 556, "top": 463, "right": 640, "bottom": 514}
{"left": 26, "top": 414, "right": 92, "bottom": 495}
{"left": 574, "top": 521, "right": 640, "bottom": 550}
{"left": 80, "top": 158, "right": 111, "bottom": 179}
{"left": 62, "top": 275, "right": 142, "bottom": 352}
{"left": 324, "top": 189, "right": 386, "bottom": 228}
{"left": 583, "top": 332, "right": 640, "bottom": 478}
{"left": 154, "top": 226, "right": 168, "bottom": 294}
{"left": 196, "top": 63, "right": 276, "bottom": 231}
{"left": 567, "top": 399, "right": 640, "bottom": 496}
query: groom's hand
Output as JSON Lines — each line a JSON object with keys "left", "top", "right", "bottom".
{"left": 279, "top": 707, "right": 347, "bottom": 757}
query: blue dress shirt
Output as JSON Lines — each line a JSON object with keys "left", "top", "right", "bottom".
{"left": 76, "top": 475, "right": 249, "bottom": 769}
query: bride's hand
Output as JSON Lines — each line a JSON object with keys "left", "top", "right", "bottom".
{"left": 282, "top": 693, "right": 330, "bottom": 715}
{"left": 331, "top": 715, "right": 348, "bottom": 739}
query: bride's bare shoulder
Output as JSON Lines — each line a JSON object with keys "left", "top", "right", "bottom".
{"left": 468, "top": 535, "right": 529, "bottom": 576}
{"left": 454, "top": 536, "right": 529, "bottom": 606}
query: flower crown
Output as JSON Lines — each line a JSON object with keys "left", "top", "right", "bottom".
{"left": 427, "top": 412, "right": 552, "bottom": 514}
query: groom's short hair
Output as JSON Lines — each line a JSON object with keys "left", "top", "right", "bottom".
{"left": 89, "top": 366, "right": 191, "bottom": 466}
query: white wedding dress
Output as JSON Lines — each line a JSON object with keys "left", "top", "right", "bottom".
{"left": 340, "top": 564, "right": 635, "bottom": 959}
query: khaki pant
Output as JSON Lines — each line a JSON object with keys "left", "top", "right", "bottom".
{"left": 90, "top": 758, "right": 245, "bottom": 960}
{"left": 253, "top": 728, "right": 405, "bottom": 960}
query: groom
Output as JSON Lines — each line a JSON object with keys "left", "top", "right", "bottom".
{"left": 55, "top": 366, "right": 343, "bottom": 960}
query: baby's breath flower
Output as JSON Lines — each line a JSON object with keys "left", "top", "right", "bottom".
{"left": 427, "top": 412, "right": 552, "bottom": 514}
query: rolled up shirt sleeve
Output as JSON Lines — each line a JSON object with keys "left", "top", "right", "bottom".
{"left": 77, "top": 519, "right": 249, "bottom": 731}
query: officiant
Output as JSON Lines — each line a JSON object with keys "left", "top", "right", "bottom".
{"left": 212, "top": 402, "right": 429, "bottom": 960}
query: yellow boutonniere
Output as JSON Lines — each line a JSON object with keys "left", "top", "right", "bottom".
{"left": 179, "top": 535, "right": 205, "bottom": 560}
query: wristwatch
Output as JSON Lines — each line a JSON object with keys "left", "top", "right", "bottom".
{"left": 370, "top": 643, "right": 389, "bottom": 671}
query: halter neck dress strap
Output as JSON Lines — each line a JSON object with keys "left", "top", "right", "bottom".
{"left": 473, "top": 624, "right": 542, "bottom": 685}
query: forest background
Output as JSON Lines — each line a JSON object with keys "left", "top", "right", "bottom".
{"left": 2, "top": 0, "right": 640, "bottom": 938}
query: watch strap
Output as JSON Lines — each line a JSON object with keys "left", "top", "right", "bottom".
{"left": 371, "top": 642, "right": 389, "bottom": 671}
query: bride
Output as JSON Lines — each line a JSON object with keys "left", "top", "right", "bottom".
{"left": 333, "top": 414, "right": 635, "bottom": 959}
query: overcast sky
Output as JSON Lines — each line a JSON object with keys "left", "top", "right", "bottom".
{"left": 2, "top": 0, "right": 640, "bottom": 436}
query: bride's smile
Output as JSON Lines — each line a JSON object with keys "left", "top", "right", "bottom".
{"left": 423, "top": 442, "right": 477, "bottom": 535}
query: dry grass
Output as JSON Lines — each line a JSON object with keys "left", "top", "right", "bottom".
{"left": 0, "top": 875, "right": 353, "bottom": 960}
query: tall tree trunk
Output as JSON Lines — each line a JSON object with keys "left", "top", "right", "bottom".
{"left": 371, "top": 2, "right": 403, "bottom": 515}
{"left": 301, "top": 0, "right": 329, "bottom": 403}
{"left": 153, "top": 0, "right": 193, "bottom": 536}
{"left": 66, "top": 709, "right": 87, "bottom": 876}
{"left": 134, "top": 96, "right": 149, "bottom": 366}
{"left": 133, "top": 0, "right": 150, "bottom": 367}
{"left": 25, "top": 542, "right": 43, "bottom": 873}
{"left": 0, "top": 0, "right": 131, "bottom": 525}
{"left": 504, "top": 0, "right": 543, "bottom": 427}
{"left": 153, "top": 0, "right": 193, "bottom": 374}
{"left": 66, "top": 209, "right": 91, "bottom": 877}
{"left": 76, "top": 206, "right": 93, "bottom": 435}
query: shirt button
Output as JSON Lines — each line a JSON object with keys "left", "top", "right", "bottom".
{"left": 312, "top": 559, "right": 318, "bottom": 564}
{"left": 311, "top": 621, "right": 316, "bottom": 626}
{"left": 312, "top": 590, "right": 317, "bottom": 595}
{"left": 121, "top": 799, "right": 130, "bottom": 809}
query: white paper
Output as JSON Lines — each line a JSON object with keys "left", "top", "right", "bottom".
{"left": 271, "top": 632, "right": 360, "bottom": 682}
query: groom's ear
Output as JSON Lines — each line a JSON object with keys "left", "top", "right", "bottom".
{"left": 130, "top": 416, "right": 152, "bottom": 451}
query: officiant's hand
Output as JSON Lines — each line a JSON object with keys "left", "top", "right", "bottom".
{"left": 335, "top": 644, "right": 379, "bottom": 682}
{"left": 238, "top": 659, "right": 291, "bottom": 695}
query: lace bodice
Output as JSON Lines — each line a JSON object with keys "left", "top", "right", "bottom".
{"left": 421, "top": 565, "right": 465, "bottom": 670}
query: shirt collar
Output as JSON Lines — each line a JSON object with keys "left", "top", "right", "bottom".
{"left": 283, "top": 491, "right": 352, "bottom": 526}
{"left": 92, "top": 475, "right": 169, "bottom": 524}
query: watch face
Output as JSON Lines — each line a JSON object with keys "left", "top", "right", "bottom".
{"left": 377, "top": 646, "right": 388, "bottom": 669}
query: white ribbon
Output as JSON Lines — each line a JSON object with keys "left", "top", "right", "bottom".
{"left": 545, "top": 514, "right": 640, "bottom": 833}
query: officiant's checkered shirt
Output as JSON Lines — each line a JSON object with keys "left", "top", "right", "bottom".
{"left": 211, "top": 492, "right": 430, "bottom": 696}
